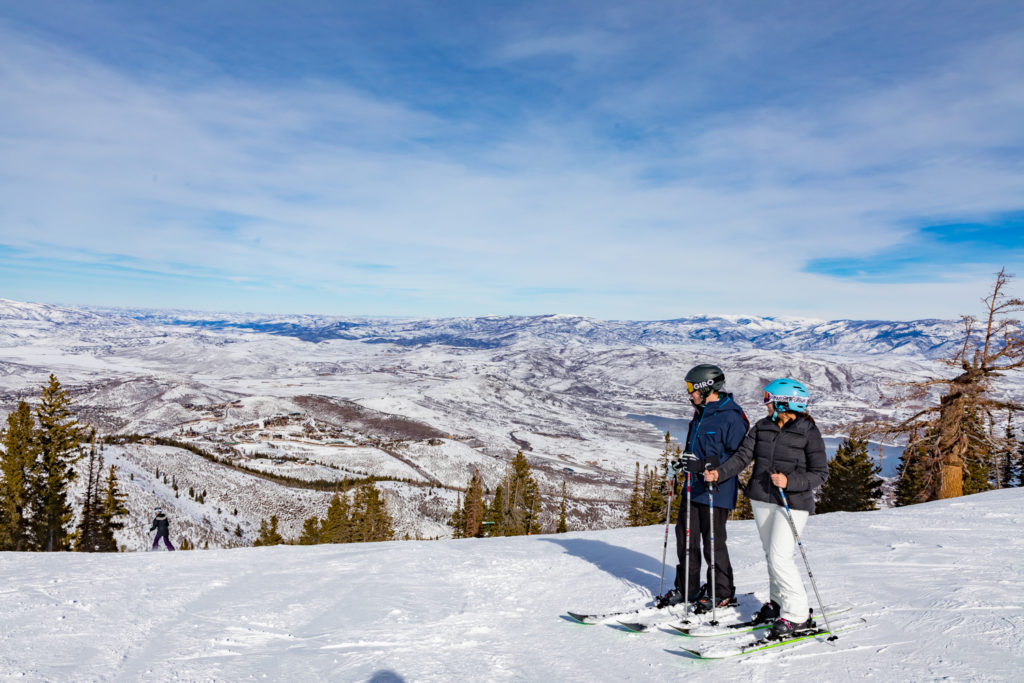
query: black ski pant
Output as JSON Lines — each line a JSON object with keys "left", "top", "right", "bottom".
{"left": 674, "top": 501, "right": 734, "bottom": 601}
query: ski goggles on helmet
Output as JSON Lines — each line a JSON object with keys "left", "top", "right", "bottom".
{"left": 687, "top": 379, "right": 716, "bottom": 393}
{"left": 764, "top": 391, "right": 802, "bottom": 405}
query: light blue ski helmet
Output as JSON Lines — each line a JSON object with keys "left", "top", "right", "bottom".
{"left": 762, "top": 378, "right": 809, "bottom": 416}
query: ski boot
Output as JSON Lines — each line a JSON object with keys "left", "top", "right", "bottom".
{"left": 768, "top": 613, "right": 814, "bottom": 640}
{"left": 655, "top": 588, "right": 687, "bottom": 609}
{"left": 693, "top": 592, "right": 737, "bottom": 615}
{"left": 751, "top": 600, "right": 780, "bottom": 625}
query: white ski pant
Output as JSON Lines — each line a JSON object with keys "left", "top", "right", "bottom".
{"left": 751, "top": 499, "right": 810, "bottom": 622}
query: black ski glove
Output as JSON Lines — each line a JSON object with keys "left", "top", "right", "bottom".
{"left": 670, "top": 453, "right": 702, "bottom": 475}
{"left": 705, "top": 456, "right": 721, "bottom": 493}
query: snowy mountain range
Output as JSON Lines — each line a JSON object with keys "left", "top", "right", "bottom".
{"left": 1, "top": 298, "right": 1021, "bottom": 547}
{"left": 86, "top": 304, "right": 968, "bottom": 358}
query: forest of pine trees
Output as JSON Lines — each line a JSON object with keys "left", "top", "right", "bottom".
{"left": 284, "top": 483, "right": 395, "bottom": 546}
{"left": 627, "top": 433, "right": 679, "bottom": 527}
{"left": 449, "top": 451, "right": 566, "bottom": 538}
{"left": 0, "top": 375, "right": 129, "bottom": 552}
{"left": 253, "top": 515, "right": 285, "bottom": 546}
{"left": 484, "top": 451, "right": 543, "bottom": 536}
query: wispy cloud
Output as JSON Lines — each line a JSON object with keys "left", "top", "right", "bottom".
{"left": 807, "top": 214, "right": 1024, "bottom": 282}
{"left": 1, "top": 3, "right": 1023, "bottom": 319}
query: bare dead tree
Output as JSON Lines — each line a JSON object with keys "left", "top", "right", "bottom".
{"left": 887, "top": 268, "right": 1024, "bottom": 501}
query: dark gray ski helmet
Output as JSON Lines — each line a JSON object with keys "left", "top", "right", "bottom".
{"left": 685, "top": 364, "right": 725, "bottom": 395}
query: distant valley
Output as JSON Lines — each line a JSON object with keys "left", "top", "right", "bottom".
{"left": 2, "top": 298, "right": 1019, "bottom": 548}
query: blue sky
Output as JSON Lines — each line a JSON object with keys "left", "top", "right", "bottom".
{"left": 1, "top": 1, "right": 1023, "bottom": 320}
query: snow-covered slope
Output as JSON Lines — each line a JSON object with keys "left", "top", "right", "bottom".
{"left": 1, "top": 488, "right": 1021, "bottom": 681}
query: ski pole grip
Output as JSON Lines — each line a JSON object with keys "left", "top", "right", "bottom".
{"left": 705, "top": 456, "right": 720, "bottom": 493}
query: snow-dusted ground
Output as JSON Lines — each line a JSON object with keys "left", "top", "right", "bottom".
{"left": 1, "top": 488, "right": 1021, "bottom": 682}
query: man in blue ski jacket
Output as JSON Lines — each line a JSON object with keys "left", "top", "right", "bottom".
{"left": 657, "top": 363, "right": 748, "bottom": 612}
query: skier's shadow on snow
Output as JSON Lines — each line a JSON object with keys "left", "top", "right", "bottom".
{"left": 542, "top": 537, "right": 667, "bottom": 593}
{"left": 368, "top": 672, "right": 404, "bottom": 683}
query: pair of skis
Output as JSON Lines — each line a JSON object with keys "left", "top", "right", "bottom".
{"left": 670, "top": 605, "right": 852, "bottom": 638}
{"left": 567, "top": 603, "right": 861, "bottom": 659}
{"left": 615, "top": 595, "right": 741, "bottom": 633}
{"left": 678, "top": 617, "right": 866, "bottom": 659}
{"left": 565, "top": 595, "right": 739, "bottom": 630}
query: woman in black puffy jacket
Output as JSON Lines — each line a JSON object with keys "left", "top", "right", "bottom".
{"left": 705, "top": 378, "right": 828, "bottom": 640}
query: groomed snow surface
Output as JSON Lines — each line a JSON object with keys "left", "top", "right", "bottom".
{"left": 2, "top": 489, "right": 1022, "bottom": 682}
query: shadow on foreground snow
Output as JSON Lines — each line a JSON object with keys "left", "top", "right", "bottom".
{"left": 542, "top": 537, "right": 665, "bottom": 592}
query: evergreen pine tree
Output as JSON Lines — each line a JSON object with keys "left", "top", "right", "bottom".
{"left": 0, "top": 401, "right": 36, "bottom": 551}
{"left": 816, "top": 433, "right": 883, "bottom": 513}
{"left": 733, "top": 473, "right": 754, "bottom": 521}
{"left": 253, "top": 516, "right": 284, "bottom": 546}
{"left": 895, "top": 435, "right": 930, "bottom": 507}
{"left": 998, "top": 411, "right": 1017, "bottom": 488}
{"left": 354, "top": 483, "right": 394, "bottom": 542}
{"left": 462, "top": 470, "right": 484, "bottom": 538}
{"left": 448, "top": 492, "right": 465, "bottom": 538}
{"left": 298, "top": 515, "right": 323, "bottom": 545}
{"left": 639, "top": 434, "right": 680, "bottom": 527}
{"left": 998, "top": 444, "right": 1017, "bottom": 489}
{"left": 487, "top": 451, "right": 542, "bottom": 537}
{"left": 321, "top": 493, "right": 354, "bottom": 543}
{"left": 97, "top": 464, "right": 129, "bottom": 552}
{"left": 1018, "top": 438, "right": 1024, "bottom": 487}
{"left": 963, "top": 407, "right": 996, "bottom": 495}
{"left": 526, "top": 491, "right": 542, "bottom": 535}
{"left": 30, "top": 375, "right": 87, "bottom": 551}
{"left": 556, "top": 481, "right": 568, "bottom": 533}
{"left": 74, "top": 439, "right": 103, "bottom": 552}
{"left": 640, "top": 463, "right": 671, "bottom": 526}
{"left": 483, "top": 483, "right": 505, "bottom": 536}
{"left": 626, "top": 462, "right": 644, "bottom": 526}
{"left": 515, "top": 452, "right": 542, "bottom": 535}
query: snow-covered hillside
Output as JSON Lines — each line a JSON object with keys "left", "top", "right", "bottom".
{"left": 2, "top": 298, "right": 1022, "bottom": 541}
{"left": 1, "top": 488, "right": 1021, "bottom": 681}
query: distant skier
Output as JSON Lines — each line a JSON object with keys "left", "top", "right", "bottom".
{"left": 150, "top": 507, "right": 175, "bottom": 551}
{"left": 704, "top": 378, "right": 828, "bottom": 639}
{"left": 657, "top": 364, "right": 748, "bottom": 613}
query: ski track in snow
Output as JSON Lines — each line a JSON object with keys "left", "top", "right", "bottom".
{"left": 1, "top": 489, "right": 1022, "bottom": 681}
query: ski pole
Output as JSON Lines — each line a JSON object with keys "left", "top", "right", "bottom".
{"left": 682, "top": 470, "right": 692, "bottom": 622}
{"left": 705, "top": 459, "right": 721, "bottom": 626}
{"left": 707, "top": 484, "right": 718, "bottom": 626}
{"left": 659, "top": 471, "right": 676, "bottom": 597}
{"left": 777, "top": 486, "right": 837, "bottom": 642}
